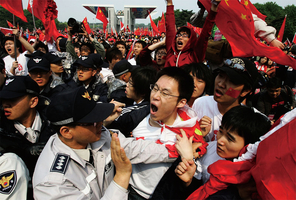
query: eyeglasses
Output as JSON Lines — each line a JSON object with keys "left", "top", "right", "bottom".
{"left": 150, "top": 84, "right": 179, "bottom": 98}
{"left": 176, "top": 33, "right": 189, "bottom": 38}
{"left": 156, "top": 52, "right": 167, "bottom": 56}
{"left": 76, "top": 67, "right": 92, "bottom": 72}
{"left": 224, "top": 59, "right": 252, "bottom": 79}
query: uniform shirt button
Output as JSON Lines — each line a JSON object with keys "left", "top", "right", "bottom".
{"left": 101, "top": 155, "right": 104, "bottom": 158}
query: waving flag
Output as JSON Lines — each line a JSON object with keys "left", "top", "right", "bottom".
{"left": 0, "top": 27, "right": 13, "bottom": 35}
{"left": 292, "top": 32, "right": 296, "bottom": 44}
{"left": 148, "top": 11, "right": 159, "bottom": 36}
{"left": 120, "top": 21, "right": 125, "bottom": 31}
{"left": 200, "top": 0, "right": 296, "bottom": 69}
{"left": 27, "top": 0, "right": 47, "bottom": 23}
{"left": 158, "top": 12, "right": 166, "bottom": 33}
{"left": 96, "top": 7, "right": 108, "bottom": 32}
{"left": 6, "top": 20, "right": 13, "bottom": 28}
{"left": 277, "top": 15, "right": 287, "bottom": 42}
{"left": 0, "top": 0, "right": 27, "bottom": 22}
{"left": 82, "top": 17, "right": 92, "bottom": 34}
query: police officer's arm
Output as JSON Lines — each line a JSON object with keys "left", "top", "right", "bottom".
{"left": 114, "top": 130, "right": 175, "bottom": 164}
{"left": 111, "top": 133, "right": 132, "bottom": 190}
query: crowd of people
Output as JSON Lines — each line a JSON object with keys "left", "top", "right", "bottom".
{"left": 0, "top": 0, "right": 295, "bottom": 199}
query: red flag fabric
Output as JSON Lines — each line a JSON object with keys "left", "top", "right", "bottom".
{"left": 36, "top": 29, "right": 46, "bottom": 42}
{"left": 6, "top": 20, "right": 13, "bottom": 28}
{"left": 111, "top": 27, "right": 114, "bottom": 36}
{"left": 158, "top": 12, "right": 166, "bottom": 33}
{"left": 148, "top": 11, "right": 159, "bottom": 36}
{"left": 120, "top": 21, "right": 124, "bottom": 31}
{"left": 96, "top": 7, "right": 108, "bottom": 29}
{"left": 126, "top": 40, "right": 136, "bottom": 60}
{"left": 200, "top": 0, "right": 296, "bottom": 69}
{"left": 187, "top": 22, "right": 202, "bottom": 35}
{"left": 251, "top": 111, "right": 296, "bottom": 200}
{"left": 126, "top": 25, "right": 131, "bottom": 33}
{"left": 134, "top": 27, "right": 140, "bottom": 36}
{"left": 245, "top": 0, "right": 266, "bottom": 21}
{"left": 0, "top": 27, "right": 13, "bottom": 35}
{"left": 277, "top": 15, "right": 287, "bottom": 42}
{"left": 27, "top": 0, "right": 47, "bottom": 23}
{"left": 82, "top": 17, "right": 92, "bottom": 34}
{"left": 292, "top": 32, "right": 296, "bottom": 44}
{"left": 283, "top": 38, "right": 291, "bottom": 47}
{"left": 43, "top": 0, "right": 59, "bottom": 42}
{"left": 0, "top": 0, "right": 27, "bottom": 22}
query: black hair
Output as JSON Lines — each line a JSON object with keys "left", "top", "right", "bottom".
{"left": 73, "top": 42, "right": 81, "bottom": 48}
{"left": 221, "top": 106, "right": 271, "bottom": 145}
{"left": 156, "top": 67, "right": 194, "bottom": 102}
{"left": 177, "top": 27, "right": 191, "bottom": 38}
{"left": 130, "top": 66, "right": 157, "bottom": 102}
{"left": 115, "top": 41, "right": 126, "bottom": 49}
{"left": 106, "top": 47, "right": 123, "bottom": 63}
{"left": 135, "top": 40, "right": 147, "bottom": 49}
{"left": 266, "top": 77, "right": 282, "bottom": 89}
{"left": 34, "top": 41, "right": 49, "bottom": 53}
{"left": 183, "top": 63, "right": 213, "bottom": 95}
{"left": 80, "top": 42, "right": 95, "bottom": 54}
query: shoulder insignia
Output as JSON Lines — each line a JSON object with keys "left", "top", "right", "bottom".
{"left": 50, "top": 154, "right": 70, "bottom": 174}
{"left": 0, "top": 170, "right": 16, "bottom": 195}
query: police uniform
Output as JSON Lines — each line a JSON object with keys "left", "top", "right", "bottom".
{"left": 33, "top": 130, "right": 128, "bottom": 200}
{"left": 0, "top": 152, "right": 30, "bottom": 200}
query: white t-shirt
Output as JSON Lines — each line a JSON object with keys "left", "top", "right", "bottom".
{"left": 100, "top": 67, "right": 114, "bottom": 83}
{"left": 128, "top": 57, "right": 136, "bottom": 66}
{"left": 192, "top": 96, "right": 222, "bottom": 142}
{"left": 4, "top": 51, "right": 29, "bottom": 76}
{"left": 195, "top": 141, "right": 224, "bottom": 184}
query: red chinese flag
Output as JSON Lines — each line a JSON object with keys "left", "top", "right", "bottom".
{"left": 111, "top": 27, "right": 114, "bottom": 36}
{"left": 292, "top": 32, "right": 296, "bottom": 44}
{"left": 6, "top": 20, "right": 13, "bottom": 28}
{"left": 96, "top": 7, "right": 108, "bottom": 28}
{"left": 120, "top": 21, "right": 124, "bottom": 31}
{"left": 0, "top": 0, "right": 27, "bottom": 22}
{"left": 27, "top": 0, "right": 47, "bottom": 23}
{"left": 148, "top": 11, "right": 159, "bottom": 35}
{"left": 126, "top": 25, "right": 131, "bottom": 33}
{"left": 82, "top": 17, "right": 92, "bottom": 34}
{"left": 158, "top": 12, "right": 166, "bottom": 33}
{"left": 0, "top": 27, "right": 13, "bottom": 35}
{"left": 200, "top": 0, "right": 296, "bottom": 69}
{"left": 252, "top": 111, "right": 296, "bottom": 200}
{"left": 245, "top": 0, "right": 266, "bottom": 21}
{"left": 277, "top": 15, "right": 287, "bottom": 42}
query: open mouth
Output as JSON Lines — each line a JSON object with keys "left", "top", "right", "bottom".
{"left": 4, "top": 109, "right": 11, "bottom": 117}
{"left": 150, "top": 103, "right": 158, "bottom": 114}
{"left": 215, "top": 89, "right": 223, "bottom": 97}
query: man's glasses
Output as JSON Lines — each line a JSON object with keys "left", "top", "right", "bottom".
{"left": 176, "top": 33, "right": 189, "bottom": 38}
{"left": 150, "top": 84, "right": 179, "bottom": 98}
{"left": 156, "top": 52, "right": 167, "bottom": 56}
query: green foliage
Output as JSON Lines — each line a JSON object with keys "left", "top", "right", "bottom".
{"left": 153, "top": 10, "right": 195, "bottom": 28}
{"left": 254, "top": 2, "right": 296, "bottom": 42}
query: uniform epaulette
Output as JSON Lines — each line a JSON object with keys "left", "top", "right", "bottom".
{"left": 50, "top": 154, "right": 70, "bottom": 174}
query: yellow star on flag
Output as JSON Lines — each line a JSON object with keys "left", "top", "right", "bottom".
{"left": 225, "top": 0, "right": 229, "bottom": 6}
{"left": 241, "top": 13, "right": 247, "bottom": 20}
{"left": 244, "top": 0, "right": 249, "bottom": 7}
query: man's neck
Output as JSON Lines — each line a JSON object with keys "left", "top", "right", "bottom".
{"left": 10, "top": 51, "right": 20, "bottom": 59}
{"left": 18, "top": 109, "right": 37, "bottom": 128}
{"left": 217, "top": 102, "right": 240, "bottom": 115}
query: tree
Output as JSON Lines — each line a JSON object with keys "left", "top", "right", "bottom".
{"left": 153, "top": 9, "right": 195, "bottom": 28}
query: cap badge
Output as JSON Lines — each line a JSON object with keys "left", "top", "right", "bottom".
{"left": 33, "top": 58, "right": 42, "bottom": 63}
{"left": 51, "top": 52, "right": 59, "bottom": 56}
{"left": 81, "top": 56, "right": 88, "bottom": 60}
{"left": 5, "top": 79, "right": 14, "bottom": 86}
{"left": 82, "top": 91, "right": 91, "bottom": 100}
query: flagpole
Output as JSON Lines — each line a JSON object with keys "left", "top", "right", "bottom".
{"left": 12, "top": 14, "right": 17, "bottom": 61}
{"left": 29, "top": 1, "right": 37, "bottom": 31}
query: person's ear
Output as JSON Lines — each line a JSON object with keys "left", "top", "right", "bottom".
{"left": 60, "top": 126, "right": 74, "bottom": 140}
{"left": 29, "top": 96, "right": 39, "bottom": 108}
{"left": 92, "top": 69, "right": 98, "bottom": 76}
{"left": 176, "top": 98, "right": 187, "bottom": 108}
{"left": 240, "top": 88, "right": 251, "bottom": 98}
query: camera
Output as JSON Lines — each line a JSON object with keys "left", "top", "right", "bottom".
{"left": 67, "top": 18, "right": 83, "bottom": 35}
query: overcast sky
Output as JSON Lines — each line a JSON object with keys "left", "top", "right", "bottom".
{"left": 22, "top": 0, "right": 294, "bottom": 24}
